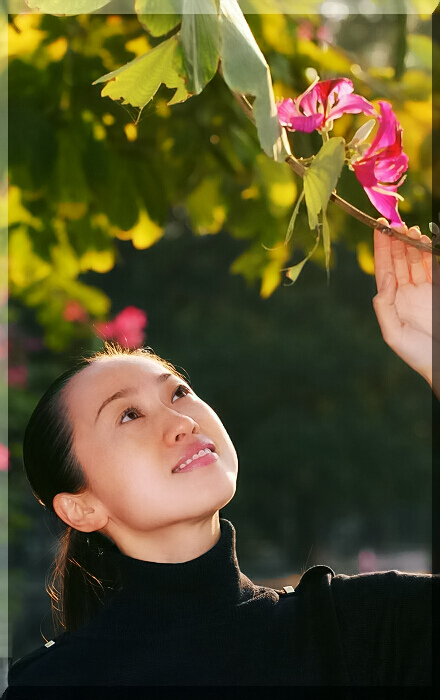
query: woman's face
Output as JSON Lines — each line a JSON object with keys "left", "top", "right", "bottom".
{"left": 64, "top": 356, "right": 238, "bottom": 539}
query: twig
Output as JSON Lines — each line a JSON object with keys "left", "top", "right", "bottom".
{"left": 230, "top": 90, "right": 437, "bottom": 255}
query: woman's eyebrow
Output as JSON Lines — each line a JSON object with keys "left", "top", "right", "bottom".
{"left": 95, "top": 387, "right": 138, "bottom": 423}
{"left": 94, "top": 373, "right": 172, "bottom": 422}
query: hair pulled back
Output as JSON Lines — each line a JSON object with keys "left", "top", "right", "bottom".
{"left": 23, "top": 343, "right": 184, "bottom": 636}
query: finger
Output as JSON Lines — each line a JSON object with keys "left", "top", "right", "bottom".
{"left": 421, "top": 234, "right": 434, "bottom": 283}
{"left": 426, "top": 238, "right": 440, "bottom": 286}
{"left": 405, "top": 226, "right": 427, "bottom": 285}
{"left": 391, "top": 236, "right": 411, "bottom": 286}
{"left": 374, "top": 218, "right": 394, "bottom": 293}
{"left": 372, "top": 272, "right": 402, "bottom": 347}
{"left": 386, "top": 221, "right": 412, "bottom": 285}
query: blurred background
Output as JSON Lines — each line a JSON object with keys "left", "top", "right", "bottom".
{"left": 6, "top": 2, "right": 434, "bottom": 664}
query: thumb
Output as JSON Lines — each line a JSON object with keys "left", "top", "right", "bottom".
{"left": 378, "top": 272, "right": 396, "bottom": 302}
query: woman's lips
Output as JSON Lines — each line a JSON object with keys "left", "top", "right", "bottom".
{"left": 172, "top": 443, "right": 217, "bottom": 473}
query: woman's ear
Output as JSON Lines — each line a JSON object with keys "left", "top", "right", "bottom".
{"left": 53, "top": 491, "right": 108, "bottom": 533}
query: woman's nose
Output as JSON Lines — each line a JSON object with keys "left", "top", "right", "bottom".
{"left": 163, "top": 411, "right": 200, "bottom": 444}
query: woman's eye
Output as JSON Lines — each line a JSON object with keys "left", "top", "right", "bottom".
{"left": 171, "top": 385, "right": 191, "bottom": 403}
{"left": 121, "top": 407, "right": 141, "bottom": 424}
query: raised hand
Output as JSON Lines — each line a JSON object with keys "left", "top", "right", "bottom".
{"left": 372, "top": 217, "right": 440, "bottom": 398}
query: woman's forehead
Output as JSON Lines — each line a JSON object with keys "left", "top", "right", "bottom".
{"left": 65, "top": 356, "right": 175, "bottom": 404}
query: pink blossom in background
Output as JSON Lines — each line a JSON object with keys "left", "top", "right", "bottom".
{"left": 351, "top": 101, "right": 408, "bottom": 225}
{"left": 316, "top": 25, "right": 332, "bottom": 44}
{"left": 8, "top": 364, "right": 28, "bottom": 388}
{"left": 297, "top": 20, "right": 314, "bottom": 41}
{"left": 277, "top": 78, "right": 376, "bottom": 134}
{"left": 63, "top": 300, "right": 88, "bottom": 323}
{"left": 358, "top": 550, "right": 377, "bottom": 573}
{"left": 96, "top": 306, "right": 148, "bottom": 348}
{"left": 0, "top": 443, "right": 9, "bottom": 471}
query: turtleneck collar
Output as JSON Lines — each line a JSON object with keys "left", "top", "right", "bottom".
{"left": 92, "top": 519, "right": 258, "bottom": 635}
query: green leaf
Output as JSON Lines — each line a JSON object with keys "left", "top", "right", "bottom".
{"left": 186, "top": 176, "right": 227, "bottom": 234}
{"left": 255, "top": 154, "right": 297, "bottom": 216}
{"left": 99, "top": 152, "right": 140, "bottom": 231}
{"left": 177, "top": 0, "right": 220, "bottom": 94}
{"left": 322, "top": 210, "right": 331, "bottom": 282}
{"left": 52, "top": 129, "right": 90, "bottom": 212}
{"left": 93, "top": 35, "right": 189, "bottom": 114}
{"left": 304, "top": 137, "right": 345, "bottom": 230}
{"left": 285, "top": 189, "right": 304, "bottom": 244}
{"left": 135, "top": 0, "right": 182, "bottom": 37}
{"left": 60, "top": 278, "right": 111, "bottom": 316}
{"left": 285, "top": 256, "right": 309, "bottom": 284}
{"left": 230, "top": 241, "right": 269, "bottom": 284}
{"left": 25, "top": 0, "right": 111, "bottom": 13}
{"left": 285, "top": 231, "right": 320, "bottom": 284}
{"left": 219, "top": 0, "right": 285, "bottom": 162}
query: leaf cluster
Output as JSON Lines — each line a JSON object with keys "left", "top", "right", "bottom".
{"left": 8, "top": 7, "right": 433, "bottom": 348}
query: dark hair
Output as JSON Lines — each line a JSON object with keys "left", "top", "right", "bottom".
{"left": 23, "top": 343, "right": 185, "bottom": 636}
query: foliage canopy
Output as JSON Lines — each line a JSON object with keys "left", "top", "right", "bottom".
{"left": 7, "top": 5, "right": 433, "bottom": 348}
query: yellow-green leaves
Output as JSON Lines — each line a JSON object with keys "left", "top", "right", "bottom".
{"left": 25, "top": 0, "right": 110, "bottom": 13}
{"left": 136, "top": 0, "right": 183, "bottom": 37}
{"left": 304, "top": 137, "right": 345, "bottom": 230}
{"left": 304, "top": 137, "right": 345, "bottom": 274}
{"left": 93, "top": 35, "right": 189, "bottom": 113}
{"left": 285, "top": 189, "right": 305, "bottom": 245}
{"left": 284, "top": 138, "right": 345, "bottom": 284}
{"left": 53, "top": 129, "right": 90, "bottom": 220}
{"left": 178, "top": 1, "right": 220, "bottom": 94}
{"left": 285, "top": 234, "right": 319, "bottom": 284}
{"left": 186, "top": 177, "right": 227, "bottom": 234}
{"left": 219, "top": 0, "right": 285, "bottom": 162}
{"left": 92, "top": 0, "right": 285, "bottom": 161}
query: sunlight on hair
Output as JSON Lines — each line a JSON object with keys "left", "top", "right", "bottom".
{"left": 83, "top": 342, "right": 188, "bottom": 383}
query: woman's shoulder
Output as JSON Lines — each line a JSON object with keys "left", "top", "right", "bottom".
{"left": 6, "top": 626, "right": 106, "bottom": 689}
{"left": 328, "top": 570, "right": 436, "bottom": 685}
{"left": 330, "top": 569, "right": 436, "bottom": 619}
{"left": 331, "top": 568, "right": 435, "bottom": 597}
{"left": 6, "top": 632, "right": 71, "bottom": 687}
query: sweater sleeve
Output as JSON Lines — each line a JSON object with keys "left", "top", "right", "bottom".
{"left": 330, "top": 570, "right": 435, "bottom": 686}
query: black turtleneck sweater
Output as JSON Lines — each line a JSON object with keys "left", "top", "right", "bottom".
{"left": 3, "top": 520, "right": 435, "bottom": 693}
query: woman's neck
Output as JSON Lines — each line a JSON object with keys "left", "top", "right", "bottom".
{"left": 101, "top": 512, "right": 221, "bottom": 563}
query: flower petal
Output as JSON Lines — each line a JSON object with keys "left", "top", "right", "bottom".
{"left": 328, "top": 94, "right": 377, "bottom": 121}
{"left": 373, "top": 151, "right": 408, "bottom": 184}
{"left": 317, "top": 78, "right": 354, "bottom": 103}
{"left": 283, "top": 113, "right": 325, "bottom": 133}
{"left": 277, "top": 98, "right": 301, "bottom": 126}
{"left": 366, "top": 101, "right": 401, "bottom": 154}
{"left": 361, "top": 182, "right": 404, "bottom": 225}
{"left": 352, "top": 159, "right": 377, "bottom": 188}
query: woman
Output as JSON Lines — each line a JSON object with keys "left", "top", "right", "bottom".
{"left": 3, "top": 221, "right": 438, "bottom": 692}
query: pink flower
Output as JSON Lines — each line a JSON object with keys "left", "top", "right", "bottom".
{"left": 63, "top": 300, "right": 88, "bottom": 323}
{"left": 0, "top": 443, "right": 9, "bottom": 471}
{"left": 351, "top": 101, "right": 408, "bottom": 225}
{"left": 96, "top": 306, "right": 148, "bottom": 348}
{"left": 277, "top": 77, "right": 376, "bottom": 134}
{"left": 297, "top": 20, "right": 314, "bottom": 41}
{"left": 316, "top": 25, "right": 332, "bottom": 44}
{"left": 8, "top": 365, "right": 28, "bottom": 388}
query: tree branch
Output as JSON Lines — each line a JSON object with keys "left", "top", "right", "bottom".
{"left": 230, "top": 90, "right": 438, "bottom": 255}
